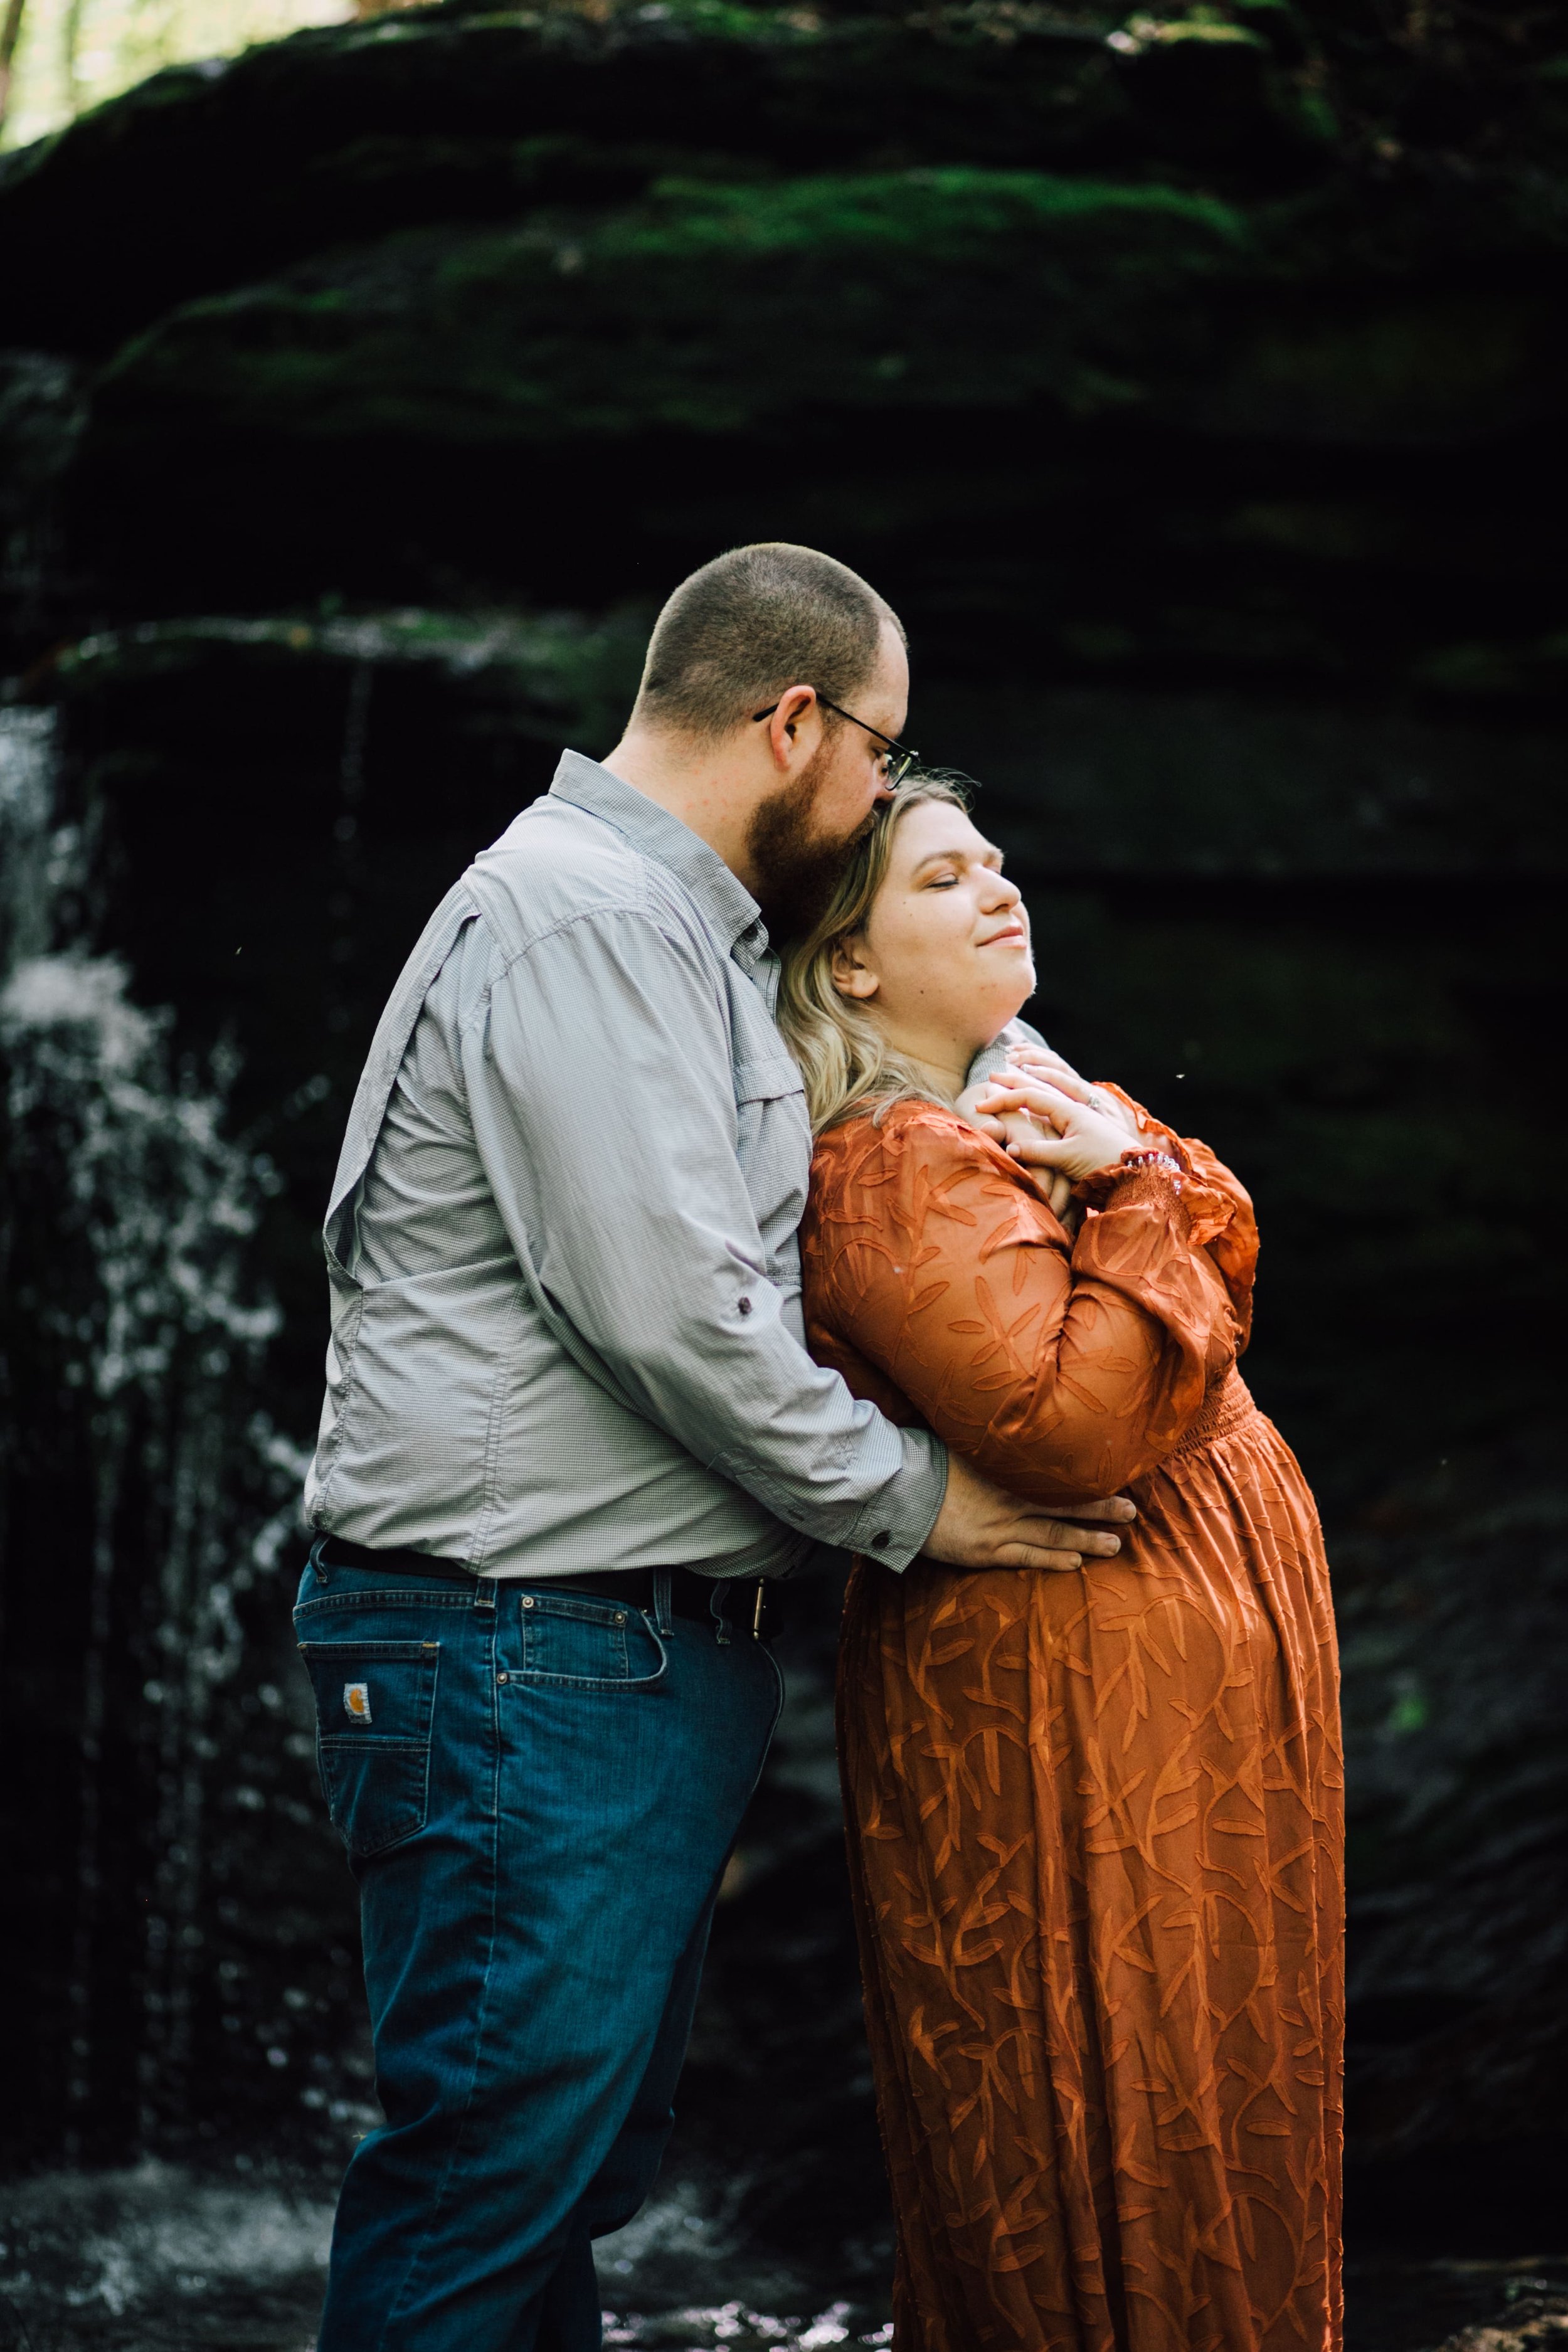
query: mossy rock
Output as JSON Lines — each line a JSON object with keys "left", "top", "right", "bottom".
{"left": 88, "top": 169, "right": 1251, "bottom": 448}
{"left": 3, "top": 0, "right": 1563, "bottom": 699}
{"left": 13, "top": 0, "right": 1547, "bottom": 355}
{"left": 0, "top": 4, "right": 1278, "bottom": 355}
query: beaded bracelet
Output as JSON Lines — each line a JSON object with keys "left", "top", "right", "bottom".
{"left": 1118, "top": 1148, "right": 1184, "bottom": 1194}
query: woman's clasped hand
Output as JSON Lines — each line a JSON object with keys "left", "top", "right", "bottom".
{"left": 974, "top": 1066, "right": 1142, "bottom": 1183}
{"left": 958, "top": 1040, "right": 1147, "bottom": 1217}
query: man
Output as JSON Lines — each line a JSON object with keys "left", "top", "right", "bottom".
{"left": 297, "top": 543, "right": 1130, "bottom": 2351}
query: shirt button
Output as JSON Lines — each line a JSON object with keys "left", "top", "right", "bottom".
{"left": 871, "top": 1531, "right": 891, "bottom": 1550}
{"left": 738, "top": 1296, "right": 753, "bottom": 1316}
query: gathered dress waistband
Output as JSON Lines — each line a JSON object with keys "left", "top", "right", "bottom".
{"left": 1167, "top": 1366, "right": 1259, "bottom": 1463}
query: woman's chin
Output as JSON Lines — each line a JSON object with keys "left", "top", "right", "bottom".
{"left": 981, "top": 967, "right": 1036, "bottom": 1039}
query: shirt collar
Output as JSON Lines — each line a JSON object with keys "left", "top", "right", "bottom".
{"left": 549, "top": 750, "right": 772, "bottom": 972}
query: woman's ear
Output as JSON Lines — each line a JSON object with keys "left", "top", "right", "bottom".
{"left": 830, "top": 936, "right": 879, "bottom": 1002}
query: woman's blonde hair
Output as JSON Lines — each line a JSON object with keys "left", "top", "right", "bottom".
{"left": 778, "top": 772, "right": 973, "bottom": 1136}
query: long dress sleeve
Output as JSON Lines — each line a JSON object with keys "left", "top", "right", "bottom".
{"left": 1080, "top": 1082, "right": 1260, "bottom": 1348}
{"left": 802, "top": 1100, "right": 1244, "bottom": 1507}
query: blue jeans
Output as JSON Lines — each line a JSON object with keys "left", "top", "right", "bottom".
{"left": 293, "top": 1549, "right": 783, "bottom": 2352}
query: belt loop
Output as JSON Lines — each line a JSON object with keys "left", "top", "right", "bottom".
{"left": 653, "top": 1569, "right": 673, "bottom": 1636}
{"left": 309, "top": 1531, "right": 332, "bottom": 1587}
{"left": 710, "top": 1581, "right": 732, "bottom": 1648}
{"left": 472, "top": 1574, "right": 496, "bottom": 1613}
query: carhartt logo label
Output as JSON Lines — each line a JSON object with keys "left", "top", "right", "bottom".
{"left": 344, "top": 1682, "right": 372, "bottom": 1722}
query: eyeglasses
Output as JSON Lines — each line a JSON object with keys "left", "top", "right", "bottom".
{"left": 751, "top": 691, "right": 920, "bottom": 790}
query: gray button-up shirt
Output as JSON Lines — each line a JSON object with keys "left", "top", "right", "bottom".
{"left": 304, "top": 751, "right": 948, "bottom": 1579}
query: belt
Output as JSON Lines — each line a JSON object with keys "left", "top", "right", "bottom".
{"left": 314, "top": 1536, "right": 766, "bottom": 1633}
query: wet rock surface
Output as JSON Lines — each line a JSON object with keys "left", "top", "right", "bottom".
{"left": 1, "top": 2161, "right": 1565, "bottom": 2350}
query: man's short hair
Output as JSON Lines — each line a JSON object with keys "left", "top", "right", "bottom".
{"left": 631, "top": 543, "right": 904, "bottom": 741}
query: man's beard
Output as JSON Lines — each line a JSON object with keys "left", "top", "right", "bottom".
{"left": 745, "top": 748, "right": 867, "bottom": 945}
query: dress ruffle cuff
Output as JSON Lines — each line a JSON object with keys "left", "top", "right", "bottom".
{"left": 1069, "top": 1083, "right": 1239, "bottom": 1249}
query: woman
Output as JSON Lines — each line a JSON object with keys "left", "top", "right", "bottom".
{"left": 779, "top": 776, "right": 1343, "bottom": 2352}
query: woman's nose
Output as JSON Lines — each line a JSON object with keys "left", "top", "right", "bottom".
{"left": 983, "top": 872, "right": 1021, "bottom": 909}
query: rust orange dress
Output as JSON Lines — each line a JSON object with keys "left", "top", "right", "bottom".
{"left": 802, "top": 1095, "right": 1343, "bottom": 2352}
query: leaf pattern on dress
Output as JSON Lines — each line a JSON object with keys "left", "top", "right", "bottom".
{"left": 803, "top": 1100, "right": 1343, "bottom": 2352}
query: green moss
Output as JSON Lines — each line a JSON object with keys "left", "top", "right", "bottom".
{"left": 1194, "top": 292, "right": 1560, "bottom": 444}
{"left": 1411, "top": 632, "right": 1568, "bottom": 700}
{"left": 625, "top": 164, "right": 1246, "bottom": 249}
{"left": 95, "top": 166, "right": 1251, "bottom": 444}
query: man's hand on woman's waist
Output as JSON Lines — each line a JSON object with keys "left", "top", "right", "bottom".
{"left": 923, "top": 1451, "right": 1135, "bottom": 1574}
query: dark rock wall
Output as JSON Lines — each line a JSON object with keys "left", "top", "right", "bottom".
{"left": 1, "top": 0, "right": 1564, "bottom": 2240}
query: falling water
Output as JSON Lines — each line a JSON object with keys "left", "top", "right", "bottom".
{"left": 0, "top": 704, "right": 309, "bottom": 2154}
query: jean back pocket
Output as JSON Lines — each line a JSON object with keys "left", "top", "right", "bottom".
{"left": 299, "top": 1638, "right": 440, "bottom": 1858}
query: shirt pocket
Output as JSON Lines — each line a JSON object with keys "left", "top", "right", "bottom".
{"left": 733, "top": 1054, "right": 811, "bottom": 1246}
{"left": 298, "top": 1638, "right": 440, "bottom": 1858}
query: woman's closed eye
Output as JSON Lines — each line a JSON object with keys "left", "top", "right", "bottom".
{"left": 916, "top": 850, "right": 1005, "bottom": 894}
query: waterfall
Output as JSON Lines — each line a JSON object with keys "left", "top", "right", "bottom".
{"left": 0, "top": 704, "right": 320, "bottom": 2161}
{"left": 0, "top": 610, "right": 647, "bottom": 2165}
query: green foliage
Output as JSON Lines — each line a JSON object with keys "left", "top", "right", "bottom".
{"left": 0, "top": 0, "right": 352, "bottom": 153}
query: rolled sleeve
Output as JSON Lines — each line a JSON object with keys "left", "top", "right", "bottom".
{"left": 462, "top": 905, "right": 946, "bottom": 1562}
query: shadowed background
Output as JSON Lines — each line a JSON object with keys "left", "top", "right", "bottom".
{"left": 0, "top": 0, "right": 1564, "bottom": 2339}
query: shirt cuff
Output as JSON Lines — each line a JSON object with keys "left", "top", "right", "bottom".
{"left": 839, "top": 1426, "right": 948, "bottom": 1572}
